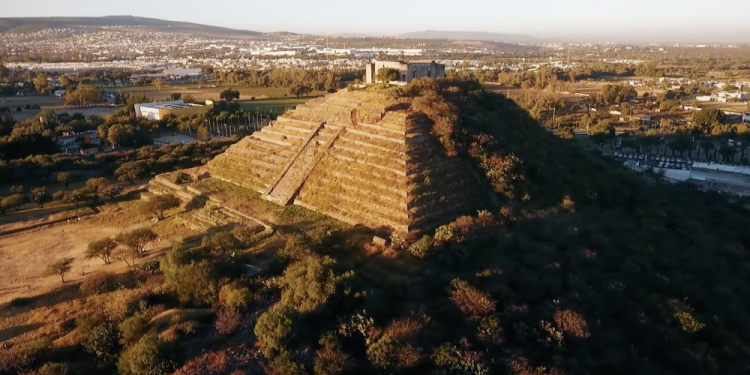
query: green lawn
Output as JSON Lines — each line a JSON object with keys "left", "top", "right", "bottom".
{"left": 236, "top": 96, "right": 322, "bottom": 113}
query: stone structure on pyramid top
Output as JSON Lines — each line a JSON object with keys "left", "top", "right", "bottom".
{"left": 193, "top": 89, "right": 488, "bottom": 237}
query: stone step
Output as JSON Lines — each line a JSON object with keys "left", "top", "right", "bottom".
{"left": 251, "top": 133, "right": 292, "bottom": 147}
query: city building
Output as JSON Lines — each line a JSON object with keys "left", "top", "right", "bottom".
{"left": 134, "top": 100, "right": 214, "bottom": 120}
{"left": 365, "top": 61, "right": 446, "bottom": 84}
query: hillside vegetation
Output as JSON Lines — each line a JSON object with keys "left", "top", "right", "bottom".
{"left": 247, "top": 80, "right": 750, "bottom": 374}
{"left": 0, "top": 16, "right": 261, "bottom": 37}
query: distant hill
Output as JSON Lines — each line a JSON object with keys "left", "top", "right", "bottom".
{"left": 398, "top": 30, "right": 539, "bottom": 44}
{"left": 0, "top": 15, "right": 261, "bottom": 38}
{"left": 332, "top": 33, "right": 375, "bottom": 38}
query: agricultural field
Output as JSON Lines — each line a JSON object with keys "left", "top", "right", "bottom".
{"left": 696, "top": 101, "right": 750, "bottom": 114}
{"left": 1, "top": 86, "right": 325, "bottom": 122}
{"left": 110, "top": 85, "right": 326, "bottom": 103}
{"left": 236, "top": 96, "right": 323, "bottom": 113}
{"left": 484, "top": 83, "right": 594, "bottom": 104}
{"left": 1, "top": 95, "right": 116, "bottom": 121}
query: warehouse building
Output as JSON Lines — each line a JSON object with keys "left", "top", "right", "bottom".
{"left": 134, "top": 100, "right": 213, "bottom": 120}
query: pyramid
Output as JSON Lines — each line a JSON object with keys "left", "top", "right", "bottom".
{"left": 201, "top": 90, "right": 489, "bottom": 237}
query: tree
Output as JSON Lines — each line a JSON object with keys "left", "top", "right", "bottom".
{"left": 589, "top": 119, "right": 615, "bottom": 148}
{"left": 30, "top": 187, "right": 50, "bottom": 208}
{"left": 289, "top": 83, "right": 312, "bottom": 98}
{"left": 219, "top": 89, "right": 240, "bottom": 101}
{"left": 277, "top": 255, "right": 353, "bottom": 313}
{"left": 59, "top": 74, "right": 71, "bottom": 87}
{"left": 556, "top": 126, "right": 574, "bottom": 139}
{"left": 170, "top": 92, "right": 181, "bottom": 100}
{"left": 142, "top": 194, "right": 180, "bottom": 220}
{"left": 637, "top": 132, "right": 662, "bottom": 157}
{"left": 47, "top": 258, "right": 74, "bottom": 284}
{"left": 117, "top": 334, "right": 176, "bottom": 375}
{"left": 86, "top": 238, "right": 117, "bottom": 264}
{"left": 700, "top": 140, "right": 715, "bottom": 160}
{"left": 719, "top": 144, "right": 737, "bottom": 163}
{"left": 85, "top": 177, "right": 108, "bottom": 192}
{"left": 2, "top": 194, "right": 25, "bottom": 211}
{"left": 62, "top": 189, "right": 90, "bottom": 207}
{"left": 671, "top": 134, "right": 695, "bottom": 158}
{"left": 377, "top": 67, "right": 400, "bottom": 85}
{"left": 197, "top": 125, "right": 210, "bottom": 140}
{"left": 164, "top": 259, "right": 217, "bottom": 305}
{"left": 82, "top": 323, "right": 121, "bottom": 359}
{"left": 693, "top": 108, "right": 726, "bottom": 131}
{"left": 107, "top": 124, "right": 134, "bottom": 148}
{"left": 56, "top": 172, "right": 71, "bottom": 190}
{"left": 115, "top": 161, "right": 148, "bottom": 184}
{"left": 117, "top": 228, "right": 158, "bottom": 257}
{"left": 34, "top": 73, "right": 49, "bottom": 94}
{"left": 153, "top": 78, "right": 165, "bottom": 89}
{"left": 255, "top": 305, "right": 297, "bottom": 357}
{"left": 64, "top": 84, "right": 102, "bottom": 106}
{"left": 114, "top": 246, "right": 140, "bottom": 270}
{"left": 209, "top": 231, "right": 241, "bottom": 260}
{"left": 102, "top": 185, "right": 123, "bottom": 200}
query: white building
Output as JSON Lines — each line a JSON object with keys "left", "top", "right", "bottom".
{"left": 365, "top": 61, "right": 446, "bottom": 84}
{"left": 134, "top": 100, "right": 213, "bottom": 121}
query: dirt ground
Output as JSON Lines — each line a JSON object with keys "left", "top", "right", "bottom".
{"left": 0, "top": 193, "right": 195, "bottom": 306}
{"left": 0, "top": 222, "right": 124, "bottom": 304}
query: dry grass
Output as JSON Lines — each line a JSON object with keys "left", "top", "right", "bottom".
{"left": 148, "top": 309, "right": 213, "bottom": 333}
{"left": 0, "top": 192, "right": 199, "bottom": 350}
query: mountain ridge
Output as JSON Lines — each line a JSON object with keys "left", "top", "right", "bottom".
{"left": 0, "top": 15, "right": 262, "bottom": 38}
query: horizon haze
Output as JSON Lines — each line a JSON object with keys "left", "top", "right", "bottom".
{"left": 3, "top": 0, "right": 750, "bottom": 44}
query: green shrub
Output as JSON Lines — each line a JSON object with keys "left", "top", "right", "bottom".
{"left": 117, "top": 334, "right": 177, "bottom": 375}
{"left": 408, "top": 235, "right": 434, "bottom": 259}
{"left": 268, "top": 350, "right": 306, "bottom": 375}
{"left": 434, "top": 225, "right": 459, "bottom": 245}
{"left": 76, "top": 312, "right": 105, "bottom": 336}
{"left": 36, "top": 362, "right": 69, "bottom": 375}
{"left": 79, "top": 272, "right": 111, "bottom": 295}
{"left": 119, "top": 313, "right": 150, "bottom": 345}
{"left": 82, "top": 323, "right": 121, "bottom": 358}
{"left": 219, "top": 284, "right": 252, "bottom": 311}
{"left": 254, "top": 305, "right": 297, "bottom": 357}
{"left": 366, "top": 335, "right": 398, "bottom": 369}
{"left": 172, "top": 172, "right": 192, "bottom": 185}
{"left": 140, "top": 260, "right": 160, "bottom": 273}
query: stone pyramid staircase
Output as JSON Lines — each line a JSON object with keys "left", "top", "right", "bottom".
{"left": 264, "top": 123, "right": 342, "bottom": 205}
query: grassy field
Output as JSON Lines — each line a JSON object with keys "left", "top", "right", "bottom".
{"left": 236, "top": 96, "right": 322, "bottom": 113}
{"left": 111, "top": 85, "right": 326, "bottom": 103}
{"left": 1, "top": 86, "right": 325, "bottom": 121}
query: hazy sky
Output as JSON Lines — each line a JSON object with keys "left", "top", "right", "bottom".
{"left": 4, "top": 0, "right": 750, "bottom": 43}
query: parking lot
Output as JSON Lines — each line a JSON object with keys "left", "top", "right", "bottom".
{"left": 613, "top": 152, "right": 695, "bottom": 171}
